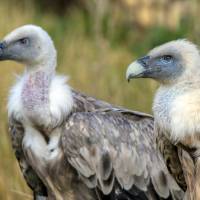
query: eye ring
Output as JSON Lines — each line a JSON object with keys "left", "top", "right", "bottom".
{"left": 19, "top": 38, "right": 29, "bottom": 45}
{"left": 160, "top": 55, "right": 173, "bottom": 63}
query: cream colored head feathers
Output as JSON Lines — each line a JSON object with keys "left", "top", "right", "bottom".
{"left": 127, "top": 39, "right": 200, "bottom": 146}
{"left": 0, "top": 24, "right": 57, "bottom": 70}
{"left": 126, "top": 39, "right": 200, "bottom": 84}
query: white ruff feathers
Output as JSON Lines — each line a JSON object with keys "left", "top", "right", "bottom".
{"left": 169, "top": 90, "right": 200, "bottom": 142}
{"left": 8, "top": 74, "right": 73, "bottom": 127}
{"left": 49, "top": 75, "right": 73, "bottom": 125}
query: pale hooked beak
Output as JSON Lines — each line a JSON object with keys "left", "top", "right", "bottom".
{"left": 126, "top": 56, "right": 150, "bottom": 82}
{"left": 126, "top": 61, "right": 145, "bottom": 81}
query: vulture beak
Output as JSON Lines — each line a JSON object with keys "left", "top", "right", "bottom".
{"left": 126, "top": 56, "right": 150, "bottom": 82}
{"left": 0, "top": 41, "right": 7, "bottom": 60}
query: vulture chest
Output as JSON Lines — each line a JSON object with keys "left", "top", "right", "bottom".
{"left": 154, "top": 85, "right": 200, "bottom": 147}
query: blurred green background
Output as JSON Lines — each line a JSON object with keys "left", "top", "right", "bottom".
{"left": 0, "top": 0, "right": 199, "bottom": 199}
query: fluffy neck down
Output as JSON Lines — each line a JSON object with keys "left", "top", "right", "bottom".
{"left": 8, "top": 66, "right": 74, "bottom": 131}
{"left": 153, "top": 81, "right": 200, "bottom": 147}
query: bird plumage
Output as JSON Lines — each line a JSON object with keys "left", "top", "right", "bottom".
{"left": 3, "top": 25, "right": 184, "bottom": 199}
{"left": 126, "top": 39, "right": 200, "bottom": 199}
{"left": 9, "top": 90, "right": 184, "bottom": 199}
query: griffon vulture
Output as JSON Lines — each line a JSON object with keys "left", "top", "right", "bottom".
{"left": 1, "top": 25, "right": 183, "bottom": 200}
{"left": 126, "top": 39, "right": 200, "bottom": 199}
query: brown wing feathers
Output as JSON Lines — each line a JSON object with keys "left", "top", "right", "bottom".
{"left": 62, "top": 110, "right": 184, "bottom": 199}
{"left": 9, "top": 90, "right": 185, "bottom": 199}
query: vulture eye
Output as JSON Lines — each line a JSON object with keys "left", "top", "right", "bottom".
{"left": 18, "top": 38, "right": 29, "bottom": 45}
{"left": 160, "top": 55, "right": 173, "bottom": 64}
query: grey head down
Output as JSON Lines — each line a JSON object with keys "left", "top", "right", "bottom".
{"left": 1, "top": 25, "right": 184, "bottom": 200}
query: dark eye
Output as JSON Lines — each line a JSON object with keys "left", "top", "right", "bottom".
{"left": 160, "top": 55, "right": 173, "bottom": 63}
{"left": 18, "top": 38, "right": 29, "bottom": 45}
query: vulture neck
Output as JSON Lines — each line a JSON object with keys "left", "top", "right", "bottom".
{"left": 26, "top": 51, "right": 57, "bottom": 74}
{"left": 21, "top": 56, "right": 57, "bottom": 126}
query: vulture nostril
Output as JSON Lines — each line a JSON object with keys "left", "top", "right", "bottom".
{"left": 137, "top": 56, "right": 150, "bottom": 67}
{"left": 0, "top": 42, "right": 5, "bottom": 50}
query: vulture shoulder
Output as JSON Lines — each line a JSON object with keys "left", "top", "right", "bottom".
{"left": 62, "top": 109, "right": 184, "bottom": 199}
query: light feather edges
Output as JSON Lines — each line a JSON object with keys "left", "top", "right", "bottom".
{"left": 62, "top": 111, "right": 184, "bottom": 199}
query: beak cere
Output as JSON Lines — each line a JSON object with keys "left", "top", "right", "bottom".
{"left": 0, "top": 42, "right": 6, "bottom": 60}
{"left": 126, "top": 61, "right": 145, "bottom": 81}
{"left": 0, "top": 42, "right": 5, "bottom": 50}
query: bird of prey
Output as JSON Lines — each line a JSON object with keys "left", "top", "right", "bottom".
{"left": 126, "top": 39, "right": 200, "bottom": 199}
{"left": 1, "top": 25, "right": 183, "bottom": 200}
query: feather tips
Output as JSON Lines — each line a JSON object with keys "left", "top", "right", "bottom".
{"left": 62, "top": 110, "right": 184, "bottom": 199}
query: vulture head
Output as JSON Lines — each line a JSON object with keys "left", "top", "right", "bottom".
{"left": 0, "top": 25, "right": 56, "bottom": 69}
{"left": 126, "top": 40, "right": 200, "bottom": 84}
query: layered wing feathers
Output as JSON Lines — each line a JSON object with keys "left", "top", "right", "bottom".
{"left": 62, "top": 110, "right": 184, "bottom": 199}
{"left": 9, "top": 89, "right": 184, "bottom": 199}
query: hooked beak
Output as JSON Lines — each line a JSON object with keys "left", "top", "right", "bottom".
{"left": 0, "top": 41, "right": 7, "bottom": 60}
{"left": 126, "top": 56, "right": 150, "bottom": 82}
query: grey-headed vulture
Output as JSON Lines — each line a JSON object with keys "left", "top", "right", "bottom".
{"left": 126, "top": 39, "right": 200, "bottom": 199}
{"left": 1, "top": 25, "right": 183, "bottom": 200}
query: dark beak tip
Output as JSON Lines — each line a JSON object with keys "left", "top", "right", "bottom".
{"left": 0, "top": 42, "right": 6, "bottom": 50}
{"left": 126, "top": 74, "right": 130, "bottom": 82}
{"left": 126, "top": 74, "right": 133, "bottom": 82}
